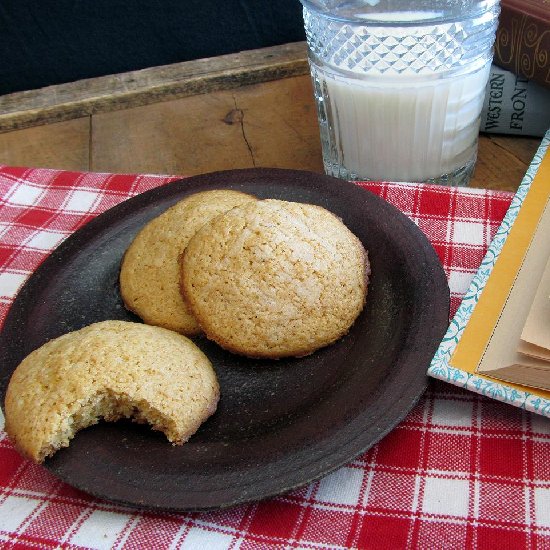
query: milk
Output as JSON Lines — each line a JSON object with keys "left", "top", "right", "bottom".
{"left": 312, "top": 62, "right": 491, "bottom": 182}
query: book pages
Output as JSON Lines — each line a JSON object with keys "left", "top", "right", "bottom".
{"left": 519, "top": 254, "right": 550, "bottom": 356}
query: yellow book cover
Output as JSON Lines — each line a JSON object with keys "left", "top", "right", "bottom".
{"left": 428, "top": 129, "right": 550, "bottom": 416}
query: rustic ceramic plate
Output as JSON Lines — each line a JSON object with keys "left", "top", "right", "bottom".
{"left": 0, "top": 168, "right": 449, "bottom": 511}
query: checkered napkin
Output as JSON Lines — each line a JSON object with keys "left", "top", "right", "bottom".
{"left": 1, "top": 166, "right": 549, "bottom": 550}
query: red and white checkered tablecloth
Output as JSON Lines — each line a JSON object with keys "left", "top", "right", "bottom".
{"left": 0, "top": 165, "right": 548, "bottom": 550}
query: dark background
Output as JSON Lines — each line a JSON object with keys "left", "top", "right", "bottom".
{"left": 0, "top": 0, "right": 306, "bottom": 95}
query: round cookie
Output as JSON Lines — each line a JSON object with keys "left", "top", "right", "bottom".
{"left": 4, "top": 320, "right": 219, "bottom": 463}
{"left": 180, "top": 199, "right": 369, "bottom": 358}
{"left": 120, "top": 189, "right": 256, "bottom": 335}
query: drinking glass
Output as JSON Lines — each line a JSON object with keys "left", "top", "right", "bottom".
{"left": 301, "top": 0, "right": 500, "bottom": 185}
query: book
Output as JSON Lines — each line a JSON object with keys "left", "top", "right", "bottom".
{"left": 480, "top": 64, "right": 550, "bottom": 137}
{"left": 493, "top": 0, "right": 550, "bottom": 89}
{"left": 453, "top": 150, "right": 550, "bottom": 389}
{"left": 428, "top": 129, "right": 550, "bottom": 417}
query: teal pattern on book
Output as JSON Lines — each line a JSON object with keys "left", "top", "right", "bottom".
{"left": 427, "top": 130, "right": 550, "bottom": 417}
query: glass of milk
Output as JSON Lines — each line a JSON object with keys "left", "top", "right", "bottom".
{"left": 301, "top": 0, "right": 500, "bottom": 185}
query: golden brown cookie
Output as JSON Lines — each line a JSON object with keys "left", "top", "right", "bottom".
{"left": 4, "top": 320, "right": 219, "bottom": 463}
{"left": 120, "top": 189, "right": 256, "bottom": 335}
{"left": 180, "top": 199, "right": 369, "bottom": 358}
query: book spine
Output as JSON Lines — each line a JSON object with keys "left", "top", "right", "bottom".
{"left": 493, "top": 0, "right": 550, "bottom": 90}
{"left": 480, "top": 65, "right": 550, "bottom": 136}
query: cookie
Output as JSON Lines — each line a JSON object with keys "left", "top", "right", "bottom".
{"left": 180, "top": 199, "right": 369, "bottom": 358}
{"left": 120, "top": 189, "right": 256, "bottom": 335}
{"left": 4, "top": 320, "right": 219, "bottom": 463}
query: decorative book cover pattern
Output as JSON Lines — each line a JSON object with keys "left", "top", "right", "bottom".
{"left": 494, "top": 0, "right": 550, "bottom": 89}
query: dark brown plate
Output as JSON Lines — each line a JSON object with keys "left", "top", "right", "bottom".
{"left": 0, "top": 168, "right": 449, "bottom": 511}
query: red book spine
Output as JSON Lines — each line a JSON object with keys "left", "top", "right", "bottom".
{"left": 493, "top": 0, "right": 550, "bottom": 89}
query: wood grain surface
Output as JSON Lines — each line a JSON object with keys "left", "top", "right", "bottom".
{"left": 0, "top": 42, "right": 542, "bottom": 192}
